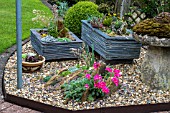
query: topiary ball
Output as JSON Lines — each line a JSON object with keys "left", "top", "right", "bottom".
{"left": 64, "top": 1, "right": 102, "bottom": 36}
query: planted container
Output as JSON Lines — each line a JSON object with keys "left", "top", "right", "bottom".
{"left": 22, "top": 54, "right": 45, "bottom": 72}
{"left": 81, "top": 20, "right": 141, "bottom": 63}
{"left": 30, "top": 29, "right": 83, "bottom": 60}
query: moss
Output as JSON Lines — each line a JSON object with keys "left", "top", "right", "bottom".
{"left": 133, "top": 12, "right": 170, "bottom": 38}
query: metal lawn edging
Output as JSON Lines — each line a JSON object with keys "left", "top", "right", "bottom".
{"left": 4, "top": 93, "right": 170, "bottom": 113}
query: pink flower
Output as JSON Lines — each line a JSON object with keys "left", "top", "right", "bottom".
{"left": 94, "top": 83, "right": 99, "bottom": 88}
{"left": 105, "top": 67, "right": 113, "bottom": 73}
{"left": 113, "top": 69, "right": 120, "bottom": 74}
{"left": 94, "top": 74, "right": 102, "bottom": 81}
{"left": 93, "top": 62, "right": 100, "bottom": 70}
{"left": 102, "top": 86, "right": 110, "bottom": 94}
{"left": 98, "top": 81, "right": 106, "bottom": 88}
{"left": 85, "top": 74, "right": 91, "bottom": 80}
{"left": 84, "top": 84, "right": 89, "bottom": 89}
{"left": 113, "top": 69, "right": 121, "bottom": 78}
{"left": 111, "top": 77, "right": 119, "bottom": 86}
{"left": 115, "top": 73, "right": 121, "bottom": 78}
{"left": 84, "top": 70, "right": 88, "bottom": 74}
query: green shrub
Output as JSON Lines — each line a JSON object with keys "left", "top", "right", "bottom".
{"left": 74, "top": 0, "right": 89, "bottom": 2}
{"left": 64, "top": 1, "right": 102, "bottom": 36}
{"left": 50, "top": 0, "right": 90, "bottom": 6}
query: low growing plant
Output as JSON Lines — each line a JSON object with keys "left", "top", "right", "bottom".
{"left": 63, "top": 62, "right": 122, "bottom": 102}
{"left": 88, "top": 14, "right": 130, "bottom": 36}
{"left": 89, "top": 16, "right": 104, "bottom": 28}
{"left": 22, "top": 53, "right": 43, "bottom": 62}
{"left": 32, "top": 5, "right": 73, "bottom": 42}
{"left": 103, "top": 16, "right": 113, "bottom": 27}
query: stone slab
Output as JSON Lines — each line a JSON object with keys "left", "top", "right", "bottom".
{"left": 0, "top": 102, "right": 13, "bottom": 111}
{"left": 141, "top": 46, "right": 170, "bottom": 90}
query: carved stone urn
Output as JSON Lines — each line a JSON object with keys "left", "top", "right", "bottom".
{"left": 133, "top": 12, "right": 170, "bottom": 91}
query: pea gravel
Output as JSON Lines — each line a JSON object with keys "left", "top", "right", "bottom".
{"left": 4, "top": 41, "right": 170, "bottom": 110}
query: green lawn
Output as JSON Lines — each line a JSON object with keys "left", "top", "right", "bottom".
{"left": 0, "top": 0, "right": 52, "bottom": 53}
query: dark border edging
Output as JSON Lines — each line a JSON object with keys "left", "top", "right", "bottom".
{"left": 4, "top": 93, "right": 170, "bottom": 113}
{"left": 2, "top": 1, "right": 170, "bottom": 113}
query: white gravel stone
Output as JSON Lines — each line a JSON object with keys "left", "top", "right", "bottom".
{"left": 3, "top": 41, "right": 170, "bottom": 110}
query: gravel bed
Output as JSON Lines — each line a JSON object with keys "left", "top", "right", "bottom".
{"left": 4, "top": 41, "right": 170, "bottom": 110}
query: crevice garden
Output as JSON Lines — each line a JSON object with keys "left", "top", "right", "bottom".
{"left": 3, "top": 0, "right": 170, "bottom": 112}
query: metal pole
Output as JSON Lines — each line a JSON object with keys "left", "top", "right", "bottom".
{"left": 16, "top": 0, "right": 22, "bottom": 89}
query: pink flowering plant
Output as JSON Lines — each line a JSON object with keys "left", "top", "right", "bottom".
{"left": 63, "top": 62, "right": 122, "bottom": 102}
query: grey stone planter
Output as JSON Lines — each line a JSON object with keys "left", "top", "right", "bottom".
{"left": 30, "top": 29, "right": 83, "bottom": 60}
{"left": 81, "top": 20, "right": 141, "bottom": 63}
{"left": 133, "top": 32, "right": 170, "bottom": 91}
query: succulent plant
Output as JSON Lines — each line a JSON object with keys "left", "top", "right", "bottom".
{"left": 90, "top": 17, "right": 103, "bottom": 28}
{"left": 89, "top": 14, "right": 130, "bottom": 36}
{"left": 103, "top": 17, "right": 112, "bottom": 27}
{"left": 23, "top": 53, "right": 43, "bottom": 62}
{"left": 106, "top": 19, "right": 128, "bottom": 36}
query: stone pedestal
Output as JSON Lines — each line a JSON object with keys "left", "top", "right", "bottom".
{"left": 141, "top": 46, "right": 170, "bottom": 90}
{"left": 133, "top": 32, "right": 170, "bottom": 91}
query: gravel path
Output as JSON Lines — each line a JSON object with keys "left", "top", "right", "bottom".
{"left": 0, "top": 100, "right": 41, "bottom": 113}
{"left": 3, "top": 41, "right": 170, "bottom": 111}
{"left": 0, "top": 39, "right": 41, "bottom": 113}
{"left": 0, "top": 0, "right": 169, "bottom": 112}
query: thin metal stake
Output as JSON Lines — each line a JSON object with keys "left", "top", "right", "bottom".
{"left": 16, "top": 0, "right": 22, "bottom": 89}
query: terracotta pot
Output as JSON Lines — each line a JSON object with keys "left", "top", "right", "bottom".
{"left": 22, "top": 55, "right": 45, "bottom": 72}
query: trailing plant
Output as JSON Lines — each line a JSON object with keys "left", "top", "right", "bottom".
{"left": 64, "top": 1, "right": 102, "bottom": 36}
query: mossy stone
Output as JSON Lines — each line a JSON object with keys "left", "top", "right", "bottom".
{"left": 133, "top": 12, "right": 170, "bottom": 38}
